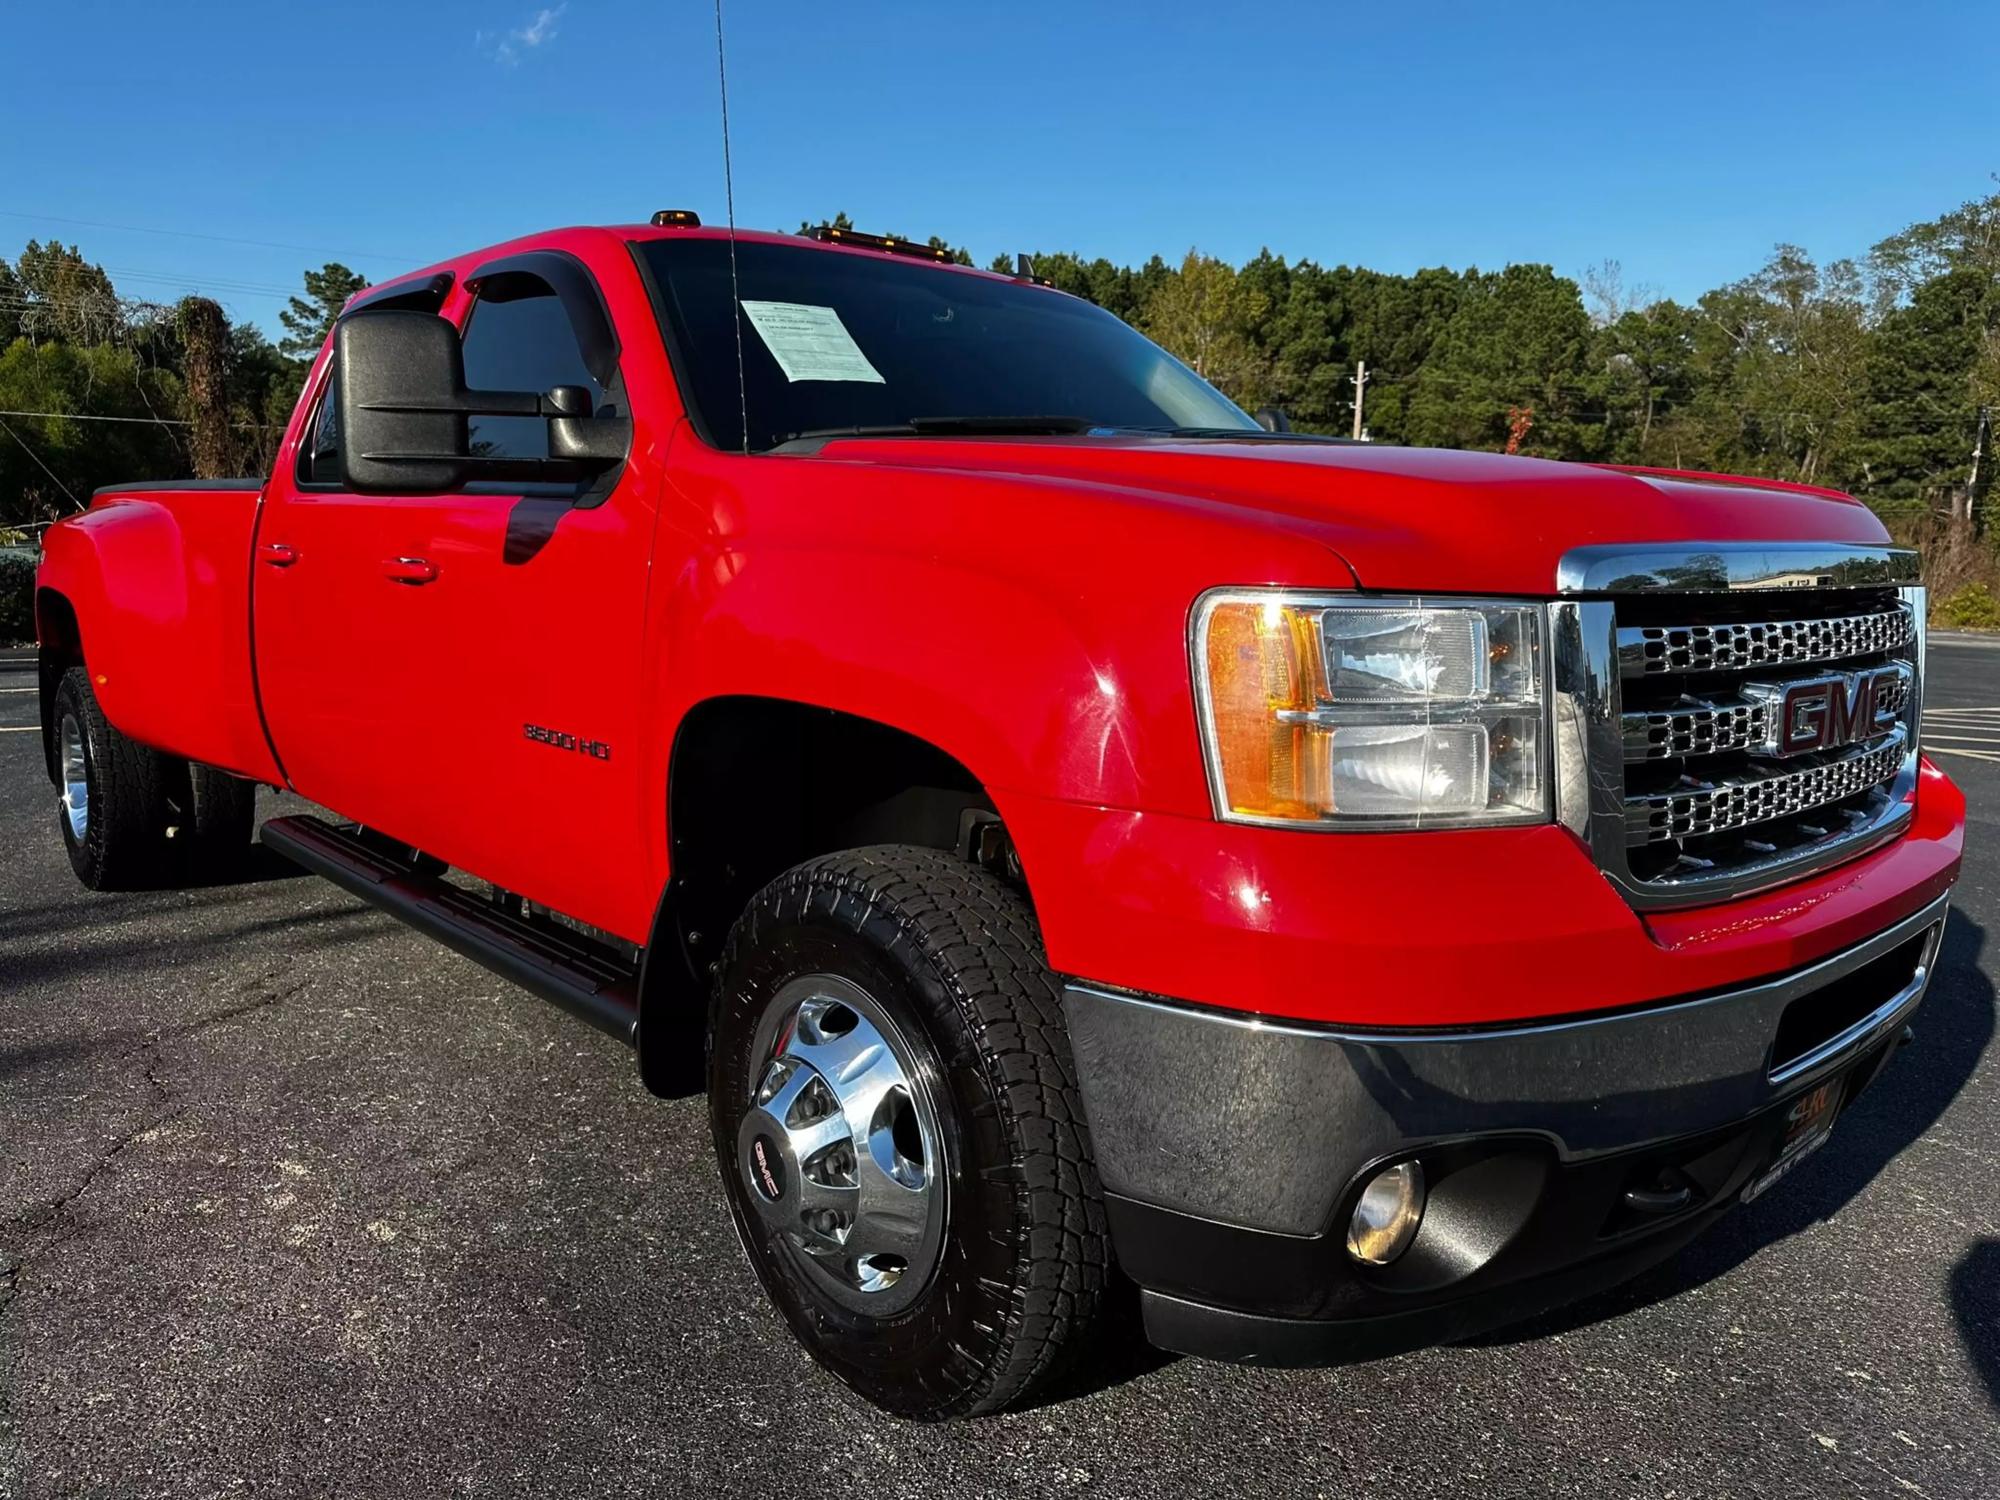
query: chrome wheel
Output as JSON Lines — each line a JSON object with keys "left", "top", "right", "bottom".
{"left": 59, "top": 713, "right": 89, "bottom": 842}
{"left": 738, "top": 973, "right": 947, "bottom": 1315}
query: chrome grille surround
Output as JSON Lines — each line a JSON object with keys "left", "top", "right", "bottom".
{"left": 1552, "top": 543, "right": 1924, "bottom": 911}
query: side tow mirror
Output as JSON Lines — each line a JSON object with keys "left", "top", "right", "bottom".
{"left": 548, "top": 384, "right": 632, "bottom": 464}
{"left": 335, "top": 309, "right": 481, "bottom": 492}
{"left": 333, "top": 312, "right": 632, "bottom": 492}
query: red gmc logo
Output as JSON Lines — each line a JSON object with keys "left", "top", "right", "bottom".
{"left": 1751, "top": 666, "right": 1903, "bottom": 758}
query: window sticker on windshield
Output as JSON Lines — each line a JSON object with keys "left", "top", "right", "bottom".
{"left": 740, "top": 301, "right": 885, "bottom": 384}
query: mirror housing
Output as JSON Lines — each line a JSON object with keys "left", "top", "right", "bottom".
{"left": 332, "top": 311, "right": 631, "bottom": 493}
{"left": 1254, "top": 405, "right": 1293, "bottom": 433}
{"left": 335, "top": 310, "right": 479, "bottom": 492}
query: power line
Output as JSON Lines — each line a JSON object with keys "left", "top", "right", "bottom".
{"left": 98, "top": 265, "right": 304, "bottom": 298}
{"left": 0, "top": 209, "right": 416, "bottom": 266}
{"left": 0, "top": 415, "right": 82, "bottom": 509}
{"left": 0, "top": 408, "right": 286, "bottom": 432}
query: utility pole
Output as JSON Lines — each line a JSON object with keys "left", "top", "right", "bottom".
{"left": 1962, "top": 404, "right": 1991, "bottom": 535}
{"left": 1350, "top": 360, "right": 1370, "bottom": 441}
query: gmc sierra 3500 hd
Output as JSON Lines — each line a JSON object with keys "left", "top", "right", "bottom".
{"left": 34, "top": 215, "right": 1965, "bottom": 1420}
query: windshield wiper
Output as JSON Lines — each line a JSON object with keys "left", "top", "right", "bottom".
{"left": 1164, "top": 426, "right": 1358, "bottom": 443}
{"left": 908, "top": 415, "right": 1101, "bottom": 435}
{"left": 772, "top": 415, "right": 1103, "bottom": 449}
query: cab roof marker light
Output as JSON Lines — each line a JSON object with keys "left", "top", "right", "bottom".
{"left": 805, "top": 225, "right": 958, "bottom": 263}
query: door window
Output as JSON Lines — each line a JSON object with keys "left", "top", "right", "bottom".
{"left": 294, "top": 354, "right": 342, "bottom": 486}
{"left": 461, "top": 286, "right": 603, "bottom": 460}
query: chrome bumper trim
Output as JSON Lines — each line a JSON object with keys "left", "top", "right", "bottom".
{"left": 1061, "top": 895, "right": 1948, "bottom": 1236}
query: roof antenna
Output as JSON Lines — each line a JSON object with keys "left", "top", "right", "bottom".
{"left": 714, "top": 0, "right": 749, "bottom": 453}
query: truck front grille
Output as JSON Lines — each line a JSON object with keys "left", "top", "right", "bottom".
{"left": 1553, "top": 546, "right": 1924, "bottom": 910}
{"left": 1624, "top": 730, "right": 1906, "bottom": 845}
{"left": 1621, "top": 607, "right": 1915, "bottom": 676}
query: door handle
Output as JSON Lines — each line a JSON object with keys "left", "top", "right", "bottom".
{"left": 259, "top": 542, "right": 298, "bottom": 568}
{"left": 382, "top": 557, "right": 439, "bottom": 585}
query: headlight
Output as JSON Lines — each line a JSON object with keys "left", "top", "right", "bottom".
{"left": 1193, "top": 591, "right": 1549, "bottom": 829}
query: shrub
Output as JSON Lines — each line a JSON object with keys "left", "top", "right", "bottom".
{"left": 0, "top": 547, "right": 35, "bottom": 645}
{"left": 1935, "top": 581, "right": 2000, "bottom": 631}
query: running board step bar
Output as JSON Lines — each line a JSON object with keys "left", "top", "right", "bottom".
{"left": 260, "top": 814, "right": 639, "bottom": 1047}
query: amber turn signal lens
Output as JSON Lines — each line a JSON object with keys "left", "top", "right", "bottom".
{"left": 1202, "top": 600, "right": 1327, "bottom": 822}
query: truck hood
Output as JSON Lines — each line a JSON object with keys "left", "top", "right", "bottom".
{"left": 807, "top": 435, "right": 1887, "bottom": 594}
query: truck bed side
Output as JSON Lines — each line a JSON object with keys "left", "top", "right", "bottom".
{"left": 36, "top": 481, "right": 284, "bottom": 785}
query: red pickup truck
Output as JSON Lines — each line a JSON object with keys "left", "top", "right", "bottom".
{"left": 34, "top": 216, "right": 1964, "bottom": 1420}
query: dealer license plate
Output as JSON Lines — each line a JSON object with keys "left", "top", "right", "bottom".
{"left": 1741, "top": 1075, "right": 1845, "bottom": 1204}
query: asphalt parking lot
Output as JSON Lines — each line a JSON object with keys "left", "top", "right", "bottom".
{"left": 1, "top": 640, "right": 1995, "bottom": 1499}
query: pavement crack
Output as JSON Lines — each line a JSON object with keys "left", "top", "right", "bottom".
{"left": 1, "top": 960, "right": 307, "bottom": 1313}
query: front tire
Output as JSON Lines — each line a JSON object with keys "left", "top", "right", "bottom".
{"left": 52, "top": 665, "right": 176, "bottom": 891}
{"left": 709, "top": 846, "right": 1108, "bottom": 1419}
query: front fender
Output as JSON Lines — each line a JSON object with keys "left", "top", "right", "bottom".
{"left": 639, "top": 442, "right": 1359, "bottom": 889}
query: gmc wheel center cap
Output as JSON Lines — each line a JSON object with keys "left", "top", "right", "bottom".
{"left": 749, "top": 1133, "right": 787, "bottom": 1201}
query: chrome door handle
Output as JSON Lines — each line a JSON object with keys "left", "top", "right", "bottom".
{"left": 259, "top": 542, "right": 298, "bottom": 568}
{"left": 382, "top": 557, "right": 439, "bottom": 585}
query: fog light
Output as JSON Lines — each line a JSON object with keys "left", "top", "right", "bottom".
{"left": 1346, "top": 1160, "right": 1426, "bottom": 1266}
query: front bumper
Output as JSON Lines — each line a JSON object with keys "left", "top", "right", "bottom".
{"left": 1063, "top": 894, "right": 1948, "bottom": 1362}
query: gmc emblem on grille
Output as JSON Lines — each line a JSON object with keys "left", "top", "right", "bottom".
{"left": 1747, "top": 667, "right": 1902, "bottom": 759}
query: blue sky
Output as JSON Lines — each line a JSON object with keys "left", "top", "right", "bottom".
{"left": 3, "top": 1, "right": 1995, "bottom": 337}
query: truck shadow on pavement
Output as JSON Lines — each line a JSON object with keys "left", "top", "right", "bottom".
{"left": 0, "top": 904, "right": 385, "bottom": 990}
{"left": 1954, "top": 1239, "right": 2000, "bottom": 1411}
{"left": 1466, "top": 910, "right": 1995, "bottom": 1379}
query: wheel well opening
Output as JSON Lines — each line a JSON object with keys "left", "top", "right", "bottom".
{"left": 34, "top": 589, "right": 82, "bottom": 784}
{"left": 639, "top": 696, "right": 1011, "bottom": 1095}
{"left": 668, "top": 696, "right": 1006, "bottom": 963}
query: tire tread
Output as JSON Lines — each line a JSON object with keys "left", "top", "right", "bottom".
{"left": 715, "top": 844, "right": 1109, "bottom": 1419}
{"left": 54, "top": 665, "right": 176, "bottom": 890}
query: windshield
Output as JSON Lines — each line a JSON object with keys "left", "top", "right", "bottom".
{"left": 635, "top": 237, "right": 1259, "bottom": 453}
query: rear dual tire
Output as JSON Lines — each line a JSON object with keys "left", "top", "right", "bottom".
{"left": 52, "top": 665, "right": 256, "bottom": 890}
{"left": 709, "top": 845, "right": 1109, "bottom": 1420}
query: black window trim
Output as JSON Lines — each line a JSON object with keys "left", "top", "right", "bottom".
{"left": 464, "top": 249, "right": 621, "bottom": 391}
{"left": 347, "top": 270, "right": 455, "bottom": 317}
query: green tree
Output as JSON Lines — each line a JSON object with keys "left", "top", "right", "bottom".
{"left": 1583, "top": 300, "right": 1699, "bottom": 465}
{"left": 12, "top": 241, "right": 122, "bottom": 346}
{"left": 1868, "top": 185, "right": 2000, "bottom": 312}
{"left": 279, "top": 262, "right": 368, "bottom": 358}
{"left": 1142, "top": 250, "right": 1270, "bottom": 402}
{"left": 227, "top": 324, "right": 308, "bottom": 476}
{"left": 1691, "top": 247, "right": 1869, "bottom": 486}
{"left": 1853, "top": 268, "right": 2000, "bottom": 513}
{"left": 0, "top": 339, "right": 186, "bottom": 527}
{"left": 1406, "top": 264, "right": 1590, "bottom": 454}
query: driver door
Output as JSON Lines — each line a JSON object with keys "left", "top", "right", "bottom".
{"left": 254, "top": 255, "right": 658, "bottom": 938}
